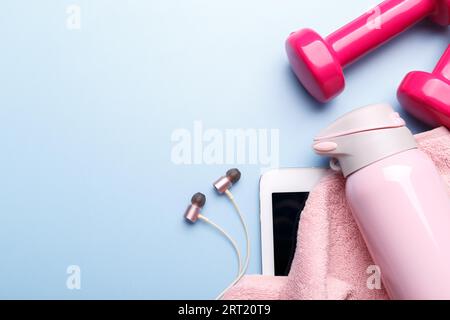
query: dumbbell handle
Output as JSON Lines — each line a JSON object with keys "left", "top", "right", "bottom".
{"left": 433, "top": 46, "right": 450, "bottom": 81}
{"left": 326, "top": 0, "right": 437, "bottom": 66}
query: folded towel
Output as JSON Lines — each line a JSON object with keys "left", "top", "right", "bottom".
{"left": 223, "top": 127, "right": 450, "bottom": 300}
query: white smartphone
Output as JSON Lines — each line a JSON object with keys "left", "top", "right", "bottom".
{"left": 260, "top": 168, "right": 329, "bottom": 276}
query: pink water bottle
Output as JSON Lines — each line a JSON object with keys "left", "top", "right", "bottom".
{"left": 313, "top": 104, "right": 450, "bottom": 299}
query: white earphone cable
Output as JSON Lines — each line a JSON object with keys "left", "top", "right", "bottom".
{"left": 215, "top": 190, "right": 250, "bottom": 300}
{"left": 198, "top": 214, "right": 242, "bottom": 276}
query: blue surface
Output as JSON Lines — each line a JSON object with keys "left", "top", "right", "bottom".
{"left": 0, "top": 1, "right": 448, "bottom": 299}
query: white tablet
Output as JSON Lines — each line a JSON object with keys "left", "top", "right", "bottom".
{"left": 260, "top": 168, "right": 329, "bottom": 276}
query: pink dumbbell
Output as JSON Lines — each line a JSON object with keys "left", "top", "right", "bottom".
{"left": 397, "top": 45, "right": 450, "bottom": 127}
{"left": 286, "top": 0, "right": 450, "bottom": 102}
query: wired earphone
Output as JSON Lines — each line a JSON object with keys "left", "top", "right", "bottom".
{"left": 183, "top": 168, "right": 250, "bottom": 300}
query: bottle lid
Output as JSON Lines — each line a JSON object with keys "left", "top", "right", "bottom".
{"left": 313, "top": 104, "right": 417, "bottom": 177}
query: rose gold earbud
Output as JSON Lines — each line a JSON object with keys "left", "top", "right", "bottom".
{"left": 182, "top": 168, "right": 249, "bottom": 300}
{"left": 184, "top": 192, "right": 206, "bottom": 223}
{"left": 213, "top": 168, "right": 241, "bottom": 194}
{"left": 182, "top": 189, "right": 244, "bottom": 288}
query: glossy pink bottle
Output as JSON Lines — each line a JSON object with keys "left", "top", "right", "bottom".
{"left": 313, "top": 104, "right": 450, "bottom": 299}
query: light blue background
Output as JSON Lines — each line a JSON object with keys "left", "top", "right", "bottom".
{"left": 0, "top": 0, "right": 448, "bottom": 299}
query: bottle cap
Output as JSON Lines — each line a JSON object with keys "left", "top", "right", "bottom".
{"left": 313, "top": 104, "right": 417, "bottom": 177}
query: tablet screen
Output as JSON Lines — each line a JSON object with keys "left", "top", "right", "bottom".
{"left": 272, "top": 192, "right": 309, "bottom": 276}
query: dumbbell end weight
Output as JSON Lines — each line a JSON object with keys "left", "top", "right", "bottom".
{"left": 431, "top": 0, "right": 450, "bottom": 25}
{"left": 398, "top": 45, "right": 450, "bottom": 127}
{"left": 397, "top": 72, "right": 450, "bottom": 127}
{"left": 286, "top": 29, "right": 345, "bottom": 103}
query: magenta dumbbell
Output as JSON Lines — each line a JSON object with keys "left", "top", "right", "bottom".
{"left": 286, "top": 0, "right": 450, "bottom": 102}
{"left": 397, "top": 45, "right": 450, "bottom": 127}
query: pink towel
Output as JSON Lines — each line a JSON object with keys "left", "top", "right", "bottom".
{"left": 223, "top": 127, "right": 450, "bottom": 300}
